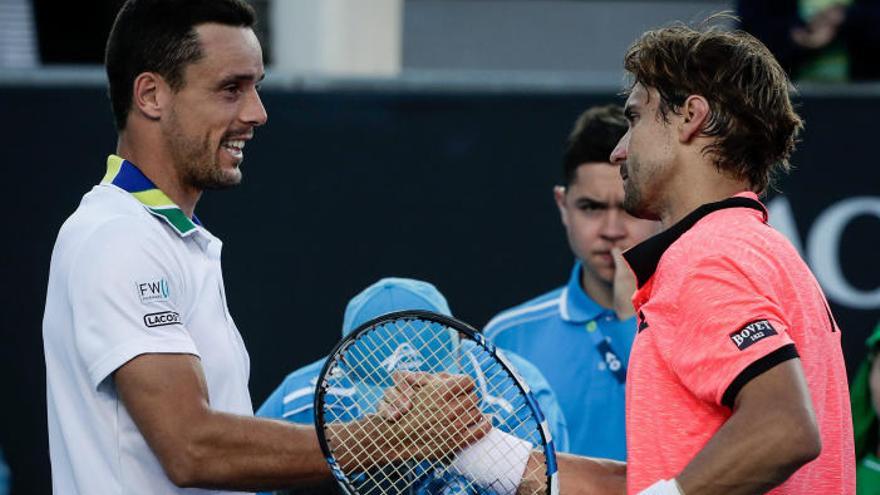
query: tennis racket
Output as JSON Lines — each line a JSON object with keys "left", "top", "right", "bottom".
{"left": 314, "top": 310, "right": 558, "bottom": 495}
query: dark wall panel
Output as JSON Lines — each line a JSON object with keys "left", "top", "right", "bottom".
{"left": 2, "top": 86, "right": 878, "bottom": 494}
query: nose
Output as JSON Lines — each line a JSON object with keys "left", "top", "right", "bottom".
{"left": 610, "top": 132, "right": 629, "bottom": 165}
{"left": 600, "top": 207, "right": 627, "bottom": 242}
{"left": 241, "top": 88, "right": 268, "bottom": 127}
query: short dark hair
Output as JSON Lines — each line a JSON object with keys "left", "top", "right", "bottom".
{"left": 105, "top": 0, "right": 256, "bottom": 130}
{"left": 623, "top": 19, "right": 803, "bottom": 193}
{"left": 562, "top": 104, "right": 628, "bottom": 185}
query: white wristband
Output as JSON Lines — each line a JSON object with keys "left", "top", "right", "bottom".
{"left": 638, "top": 479, "right": 684, "bottom": 495}
{"left": 450, "top": 429, "right": 533, "bottom": 495}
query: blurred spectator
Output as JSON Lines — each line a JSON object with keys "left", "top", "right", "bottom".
{"left": 738, "top": 0, "right": 880, "bottom": 81}
{"left": 851, "top": 321, "right": 880, "bottom": 494}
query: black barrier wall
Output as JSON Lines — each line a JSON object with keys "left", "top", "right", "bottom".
{"left": 2, "top": 86, "right": 878, "bottom": 494}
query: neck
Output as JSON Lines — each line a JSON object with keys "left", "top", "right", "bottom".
{"left": 581, "top": 268, "right": 613, "bottom": 310}
{"left": 116, "top": 132, "right": 201, "bottom": 218}
{"left": 657, "top": 159, "right": 752, "bottom": 229}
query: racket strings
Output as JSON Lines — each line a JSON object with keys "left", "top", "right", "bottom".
{"left": 320, "top": 317, "right": 549, "bottom": 494}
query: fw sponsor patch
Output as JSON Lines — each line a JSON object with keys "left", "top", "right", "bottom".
{"left": 144, "top": 311, "right": 181, "bottom": 328}
{"left": 729, "top": 319, "right": 777, "bottom": 351}
{"left": 136, "top": 278, "right": 170, "bottom": 304}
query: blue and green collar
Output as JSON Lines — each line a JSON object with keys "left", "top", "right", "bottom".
{"left": 101, "top": 155, "right": 201, "bottom": 237}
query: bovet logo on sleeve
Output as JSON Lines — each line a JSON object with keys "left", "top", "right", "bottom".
{"left": 729, "top": 319, "right": 777, "bottom": 351}
{"left": 143, "top": 311, "right": 181, "bottom": 328}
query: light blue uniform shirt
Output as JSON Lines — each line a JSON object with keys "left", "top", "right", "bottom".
{"left": 483, "top": 262, "right": 636, "bottom": 461}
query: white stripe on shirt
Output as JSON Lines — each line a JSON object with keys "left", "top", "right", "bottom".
{"left": 484, "top": 297, "right": 561, "bottom": 338}
{"left": 282, "top": 386, "right": 314, "bottom": 405}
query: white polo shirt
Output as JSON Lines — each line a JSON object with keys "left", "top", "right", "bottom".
{"left": 43, "top": 155, "right": 253, "bottom": 495}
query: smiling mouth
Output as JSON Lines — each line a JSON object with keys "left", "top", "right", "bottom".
{"left": 222, "top": 139, "right": 246, "bottom": 159}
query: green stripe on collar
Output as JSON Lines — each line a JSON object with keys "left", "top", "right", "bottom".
{"left": 102, "top": 155, "right": 200, "bottom": 237}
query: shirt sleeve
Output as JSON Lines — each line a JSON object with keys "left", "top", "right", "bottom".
{"left": 68, "top": 218, "right": 199, "bottom": 389}
{"left": 502, "top": 351, "right": 570, "bottom": 452}
{"left": 256, "top": 382, "right": 285, "bottom": 419}
{"left": 663, "top": 254, "right": 799, "bottom": 409}
{"left": 257, "top": 372, "right": 317, "bottom": 423}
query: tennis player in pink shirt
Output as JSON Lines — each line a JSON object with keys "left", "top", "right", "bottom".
{"left": 413, "top": 20, "right": 856, "bottom": 495}
{"left": 608, "top": 22, "right": 855, "bottom": 495}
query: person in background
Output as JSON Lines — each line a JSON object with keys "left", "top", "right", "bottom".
{"left": 851, "top": 321, "right": 880, "bottom": 494}
{"left": 738, "top": 0, "right": 880, "bottom": 81}
{"left": 484, "top": 105, "right": 658, "bottom": 460}
{"left": 258, "top": 277, "right": 569, "bottom": 494}
{"left": 257, "top": 277, "right": 569, "bottom": 446}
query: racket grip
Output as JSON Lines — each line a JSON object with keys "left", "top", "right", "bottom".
{"left": 450, "top": 429, "right": 533, "bottom": 495}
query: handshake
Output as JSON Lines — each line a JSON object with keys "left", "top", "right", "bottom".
{"left": 327, "top": 371, "right": 492, "bottom": 468}
{"left": 324, "top": 371, "right": 542, "bottom": 495}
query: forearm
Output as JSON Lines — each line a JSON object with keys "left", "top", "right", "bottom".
{"left": 674, "top": 361, "right": 821, "bottom": 495}
{"left": 675, "top": 411, "right": 817, "bottom": 494}
{"left": 558, "top": 453, "right": 626, "bottom": 495}
{"left": 517, "top": 452, "right": 625, "bottom": 495}
{"left": 168, "top": 411, "right": 331, "bottom": 491}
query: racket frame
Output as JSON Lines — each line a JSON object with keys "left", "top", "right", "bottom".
{"left": 313, "top": 309, "right": 559, "bottom": 494}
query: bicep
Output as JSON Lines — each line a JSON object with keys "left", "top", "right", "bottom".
{"left": 676, "top": 358, "right": 821, "bottom": 495}
{"left": 666, "top": 256, "right": 797, "bottom": 407}
{"left": 732, "top": 357, "right": 817, "bottom": 433}
{"left": 114, "top": 353, "right": 210, "bottom": 466}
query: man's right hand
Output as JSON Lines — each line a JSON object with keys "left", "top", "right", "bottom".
{"left": 329, "top": 372, "right": 491, "bottom": 470}
{"left": 393, "top": 372, "right": 491, "bottom": 461}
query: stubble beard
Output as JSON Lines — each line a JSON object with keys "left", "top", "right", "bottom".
{"left": 622, "top": 160, "right": 662, "bottom": 221}
{"left": 165, "top": 110, "right": 242, "bottom": 192}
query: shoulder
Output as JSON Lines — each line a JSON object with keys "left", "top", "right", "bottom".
{"left": 691, "top": 207, "right": 788, "bottom": 250}
{"left": 500, "top": 350, "right": 548, "bottom": 386}
{"left": 483, "top": 287, "right": 564, "bottom": 339}
{"left": 59, "top": 186, "right": 166, "bottom": 255}
{"left": 663, "top": 209, "right": 796, "bottom": 281}
{"left": 281, "top": 359, "right": 326, "bottom": 389}
{"left": 278, "top": 359, "right": 327, "bottom": 403}
{"left": 258, "top": 358, "right": 326, "bottom": 420}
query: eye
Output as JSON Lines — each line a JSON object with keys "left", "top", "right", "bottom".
{"left": 578, "top": 200, "right": 605, "bottom": 212}
{"left": 223, "top": 84, "right": 243, "bottom": 97}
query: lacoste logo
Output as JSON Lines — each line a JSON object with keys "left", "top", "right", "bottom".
{"left": 143, "top": 311, "right": 181, "bottom": 328}
{"left": 379, "top": 343, "right": 424, "bottom": 372}
{"left": 729, "top": 319, "right": 777, "bottom": 351}
{"left": 137, "top": 278, "right": 170, "bottom": 304}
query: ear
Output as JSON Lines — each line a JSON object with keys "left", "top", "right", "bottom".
{"left": 554, "top": 185, "right": 570, "bottom": 227}
{"left": 678, "top": 95, "right": 710, "bottom": 143}
{"left": 131, "top": 72, "right": 169, "bottom": 122}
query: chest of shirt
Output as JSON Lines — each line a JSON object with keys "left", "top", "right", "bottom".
{"left": 173, "top": 234, "right": 251, "bottom": 399}
{"left": 502, "top": 317, "right": 634, "bottom": 393}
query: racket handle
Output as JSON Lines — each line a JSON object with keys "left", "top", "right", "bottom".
{"left": 450, "top": 429, "right": 533, "bottom": 495}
